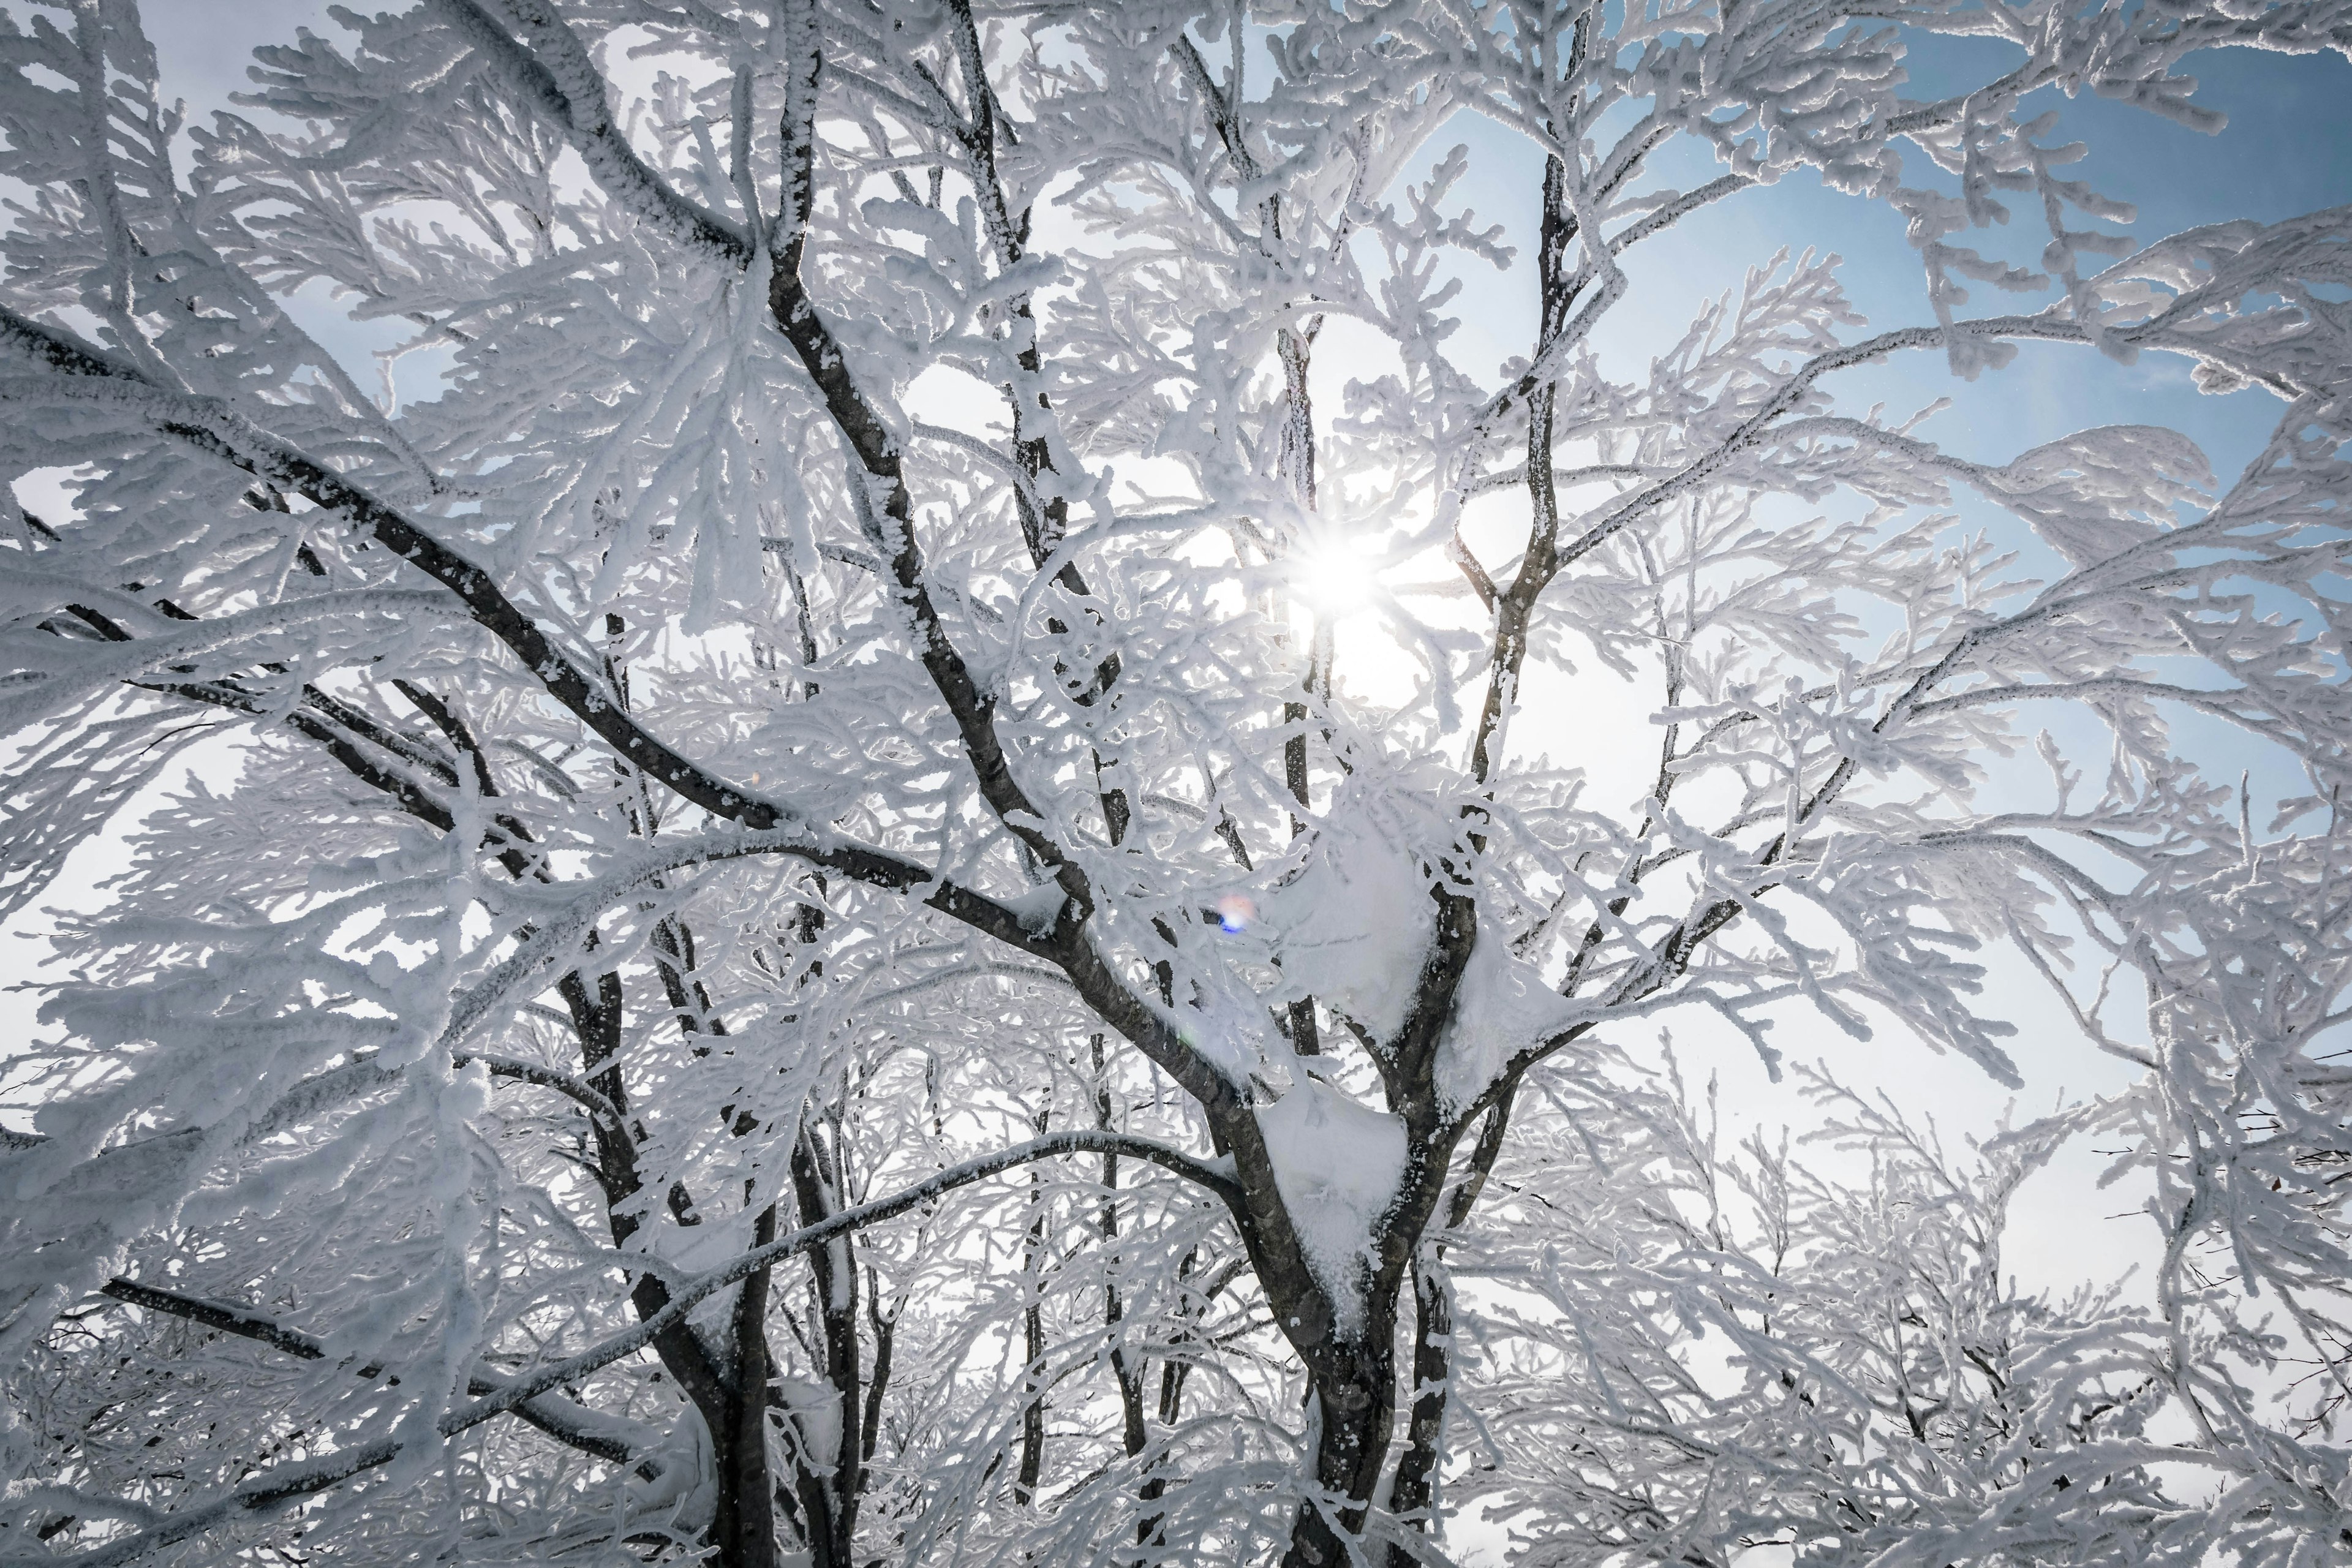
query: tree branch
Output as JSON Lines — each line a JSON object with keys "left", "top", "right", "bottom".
{"left": 94, "top": 1278, "right": 652, "bottom": 1469}
{"left": 0, "top": 304, "right": 1049, "bottom": 955}
{"left": 426, "top": 0, "right": 749, "bottom": 262}
{"left": 23, "top": 1131, "right": 1239, "bottom": 1568}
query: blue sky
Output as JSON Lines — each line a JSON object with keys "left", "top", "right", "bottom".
{"left": 1381, "top": 36, "right": 2352, "bottom": 548}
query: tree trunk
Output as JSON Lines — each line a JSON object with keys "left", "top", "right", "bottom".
{"left": 1280, "top": 320, "right": 1324, "bottom": 1055}
{"left": 1384, "top": 1262, "right": 1452, "bottom": 1567}
{"left": 1276, "top": 888, "right": 1480, "bottom": 1567}
{"left": 788, "top": 1127, "right": 864, "bottom": 1567}
{"left": 1385, "top": 1090, "right": 1517, "bottom": 1564}
{"left": 557, "top": 963, "right": 782, "bottom": 1567}
{"left": 712, "top": 1208, "right": 784, "bottom": 1568}
{"left": 1015, "top": 1123, "right": 1050, "bottom": 1506}
{"left": 1284, "top": 1324, "right": 1402, "bottom": 1568}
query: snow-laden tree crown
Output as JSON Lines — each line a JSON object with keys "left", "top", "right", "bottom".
{"left": 2, "top": 1, "right": 2350, "bottom": 1564}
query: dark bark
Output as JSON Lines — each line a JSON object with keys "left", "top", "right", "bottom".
{"left": 1389, "top": 1263, "right": 1453, "bottom": 1556}
{"left": 1012, "top": 1095, "right": 1055, "bottom": 1509}
{"left": 766, "top": 76, "right": 1078, "bottom": 918}
{"left": 1275, "top": 873, "right": 1480, "bottom": 1567}
{"left": 1470, "top": 152, "right": 1575, "bottom": 788}
{"left": 1374, "top": 154, "right": 1592, "bottom": 1568}
{"left": 787, "top": 1127, "right": 863, "bottom": 1567}
{"left": 1014, "top": 1128, "right": 1050, "bottom": 1506}
{"left": 715, "top": 1206, "right": 784, "bottom": 1568}
{"left": 861, "top": 1268, "right": 895, "bottom": 1470}
{"left": 1384, "top": 1087, "right": 1520, "bottom": 1564}
{"left": 1093, "top": 1038, "right": 1152, "bottom": 1469}
{"left": 554, "top": 966, "right": 786, "bottom": 1568}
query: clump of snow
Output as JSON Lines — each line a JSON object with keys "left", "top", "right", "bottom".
{"left": 1435, "top": 920, "right": 1588, "bottom": 1117}
{"left": 1259, "top": 802, "right": 1432, "bottom": 1046}
{"left": 774, "top": 1374, "right": 843, "bottom": 1469}
{"left": 1254, "top": 1079, "right": 1407, "bottom": 1333}
{"left": 641, "top": 1200, "right": 761, "bottom": 1277}
{"left": 627, "top": 1403, "right": 715, "bottom": 1533}
{"left": 1002, "top": 883, "right": 1068, "bottom": 936}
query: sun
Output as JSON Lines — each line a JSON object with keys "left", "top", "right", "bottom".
{"left": 1290, "top": 537, "right": 1379, "bottom": 622}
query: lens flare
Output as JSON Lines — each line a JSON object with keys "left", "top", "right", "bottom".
{"left": 1216, "top": 894, "right": 1256, "bottom": 934}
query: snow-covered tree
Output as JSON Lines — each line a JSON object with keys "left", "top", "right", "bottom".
{"left": 2, "top": 1, "right": 2348, "bottom": 1565}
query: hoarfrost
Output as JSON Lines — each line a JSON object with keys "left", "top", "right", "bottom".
{"left": 3, "top": 0, "right": 2347, "bottom": 1561}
